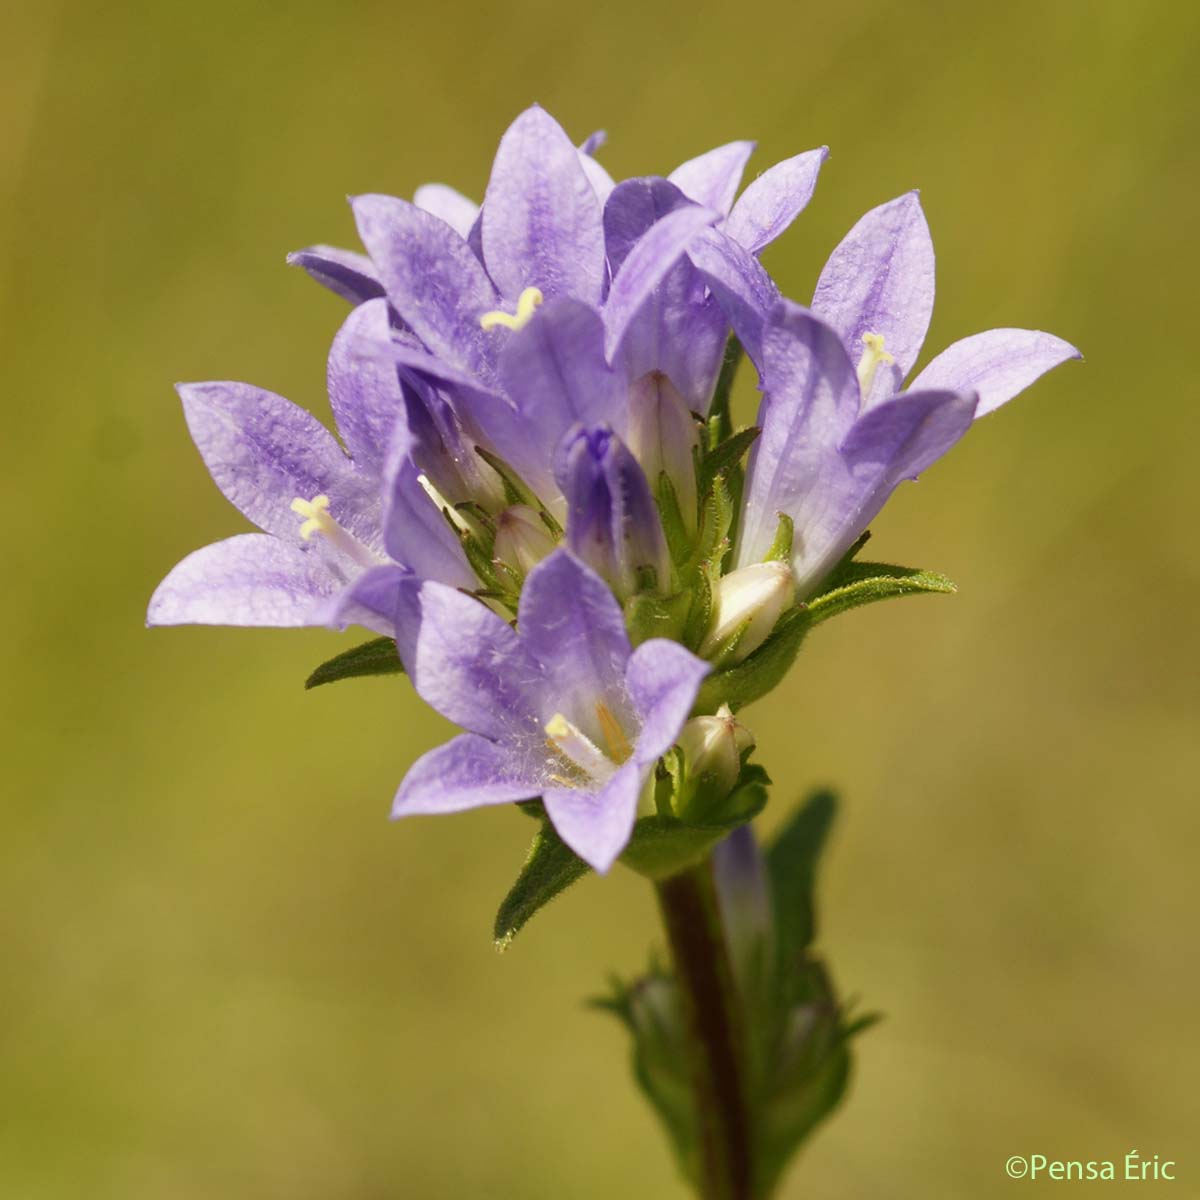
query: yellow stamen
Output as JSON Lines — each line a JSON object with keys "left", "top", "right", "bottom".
{"left": 856, "top": 331, "right": 895, "bottom": 397}
{"left": 480, "top": 286, "right": 544, "bottom": 332}
{"left": 544, "top": 712, "right": 615, "bottom": 784}
{"left": 595, "top": 701, "right": 632, "bottom": 765}
{"left": 290, "top": 493, "right": 334, "bottom": 541}
{"left": 290, "top": 493, "right": 379, "bottom": 568}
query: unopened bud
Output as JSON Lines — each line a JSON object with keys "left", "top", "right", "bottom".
{"left": 493, "top": 505, "right": 557, "bottom": 578}
{"left": 677, "top": 704, "right": 755, "bottom": 803}
{"left": 555, "top": 425, "right": 671, "bottom": 600}
{"left": 627, "top": 372, "right": 700, "bottom": 534}
{"left": 700, "top": 561, "right": 795, "bottom": 665}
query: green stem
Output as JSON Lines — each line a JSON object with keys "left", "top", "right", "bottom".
{"left": 655, "top": 859, "right": 754, "bottom": 1200}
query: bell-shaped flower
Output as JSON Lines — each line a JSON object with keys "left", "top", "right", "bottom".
{"left": 147, "top": 300, "right": 474, "bottom": 633}
{"left": 704, "top": 192, "right": 1079, "bottom": 595}
{"left": 392, "top": 551, "right": 710, "bottom": 872}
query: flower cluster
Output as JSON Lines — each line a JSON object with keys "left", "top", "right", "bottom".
{"left": 150, "top": 106, "right": 1077, "bottom": 872}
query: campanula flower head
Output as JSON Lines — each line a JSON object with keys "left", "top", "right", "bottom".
{"left": 151, "top": 103, "right": 1077, "bottom": 869}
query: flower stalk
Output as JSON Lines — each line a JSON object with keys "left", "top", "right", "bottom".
{"left": 655, "top": 858, "right": 755, "bottom": 1200}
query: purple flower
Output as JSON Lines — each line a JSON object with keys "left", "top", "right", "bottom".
{"left": 728, "top": 193, "right": 1080, "bottom": 593}
{"left": 153, "top": 107, "right": 1080, "bottom": 872}
{"left": 147, "top": 299, "right": 475, "bottom": 633}
{"left": 392, "top": 550, "right": 709, "bottom": 871}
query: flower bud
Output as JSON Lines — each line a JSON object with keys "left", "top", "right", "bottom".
{"left": 676, "top": 704, "right": 755, "bottom": 805}
{"left": 699, "top": 560, "right": 795, "bottom": 665}
{"left": 626, "top": 372, "right": 700, "bottom": 534}
{"left": 555, "top": 425, "right": 672, "bottom": 600}
{"left": 712, "top": 825, "right": 773, "bottom": 987}
{"left": 492, "top": 505, "right": 557, "bottom": 579}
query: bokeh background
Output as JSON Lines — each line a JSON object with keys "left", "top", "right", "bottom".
{"left": 3, "top": 1, "right": 1198, "bottom": 1195}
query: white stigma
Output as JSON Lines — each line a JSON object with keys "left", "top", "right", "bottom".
{"left": 290, "top": 494, "right": 379, "bottom": 568}
{"left": 856, "top": 331, "right": 895, "bottom": 398}
{"left": 480, "top": 286, "right": 544, "bottom": 332}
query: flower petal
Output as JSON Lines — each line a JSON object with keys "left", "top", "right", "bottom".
{"left": 543, "top": 760, "right": 641, "bottom": 874}
{"left": 668, "top": 141, "right": 756, "bottom": 215}
{"left": 811, "top": 191, "right": 935, "bottom": 406}
{"left": 147, "top": 534, "right": 335, "bottom": 627}
{"left": 787, "top": 387, "right": 978, "bottom": 594}
{"left": 735, "top": 304, "right": 859, "bottom": 567}
{"left": 352, "top": 193, "right": 499, "bottom": 374}
{"left": 177, "top": 380, "right": 364, "bottom": 542}
{"left": 578, "top": 150, "right": 616, "bottom": 208}
{"left": 908, "top": 328, "right": 1081, "bottom": 418}
{"left": 326, "top": 298, "right": 405, "bottom": 472}
{"left": 518, "top": 550, "right": 633, "bottom": 730}
{"left": 723, "top": 147, "right": 829, "bottom": 254}
{"left": 413, "top": 183, "right": 479, "bottom": 238}
{"left": 687, "top": 228, "right": 780, "bottom": 369}
{"left": 602, "top": 180, "right": 727, "bottom": 407}
{"left": 481, "top": 106, "right": 606, "bottom": 304}
{"left": 839, "top": 386, "right": 978, "bottom": 486}
{"left": 393, "top": 733, "right": 542, "bottom": 816}
{"left": 604, "top": 177, "right": 692, "bottom": 276}
{"left": 286, "top": 245, "right": 386, "bottom": 305}
{"left": 578, "top": 130, "right": 607, "bottom": 156}
{"left": 616, "top": 262, "right": 730, "bottom": 412}
{"left": 499, "top": 298, "right": 628, "bottom": 447}
{"left": 625, "top": 638, "right": 711, "bottom": 763}
{"left": 316, "top": 563, "right": 414, "bottom": 636}
{"left": 604, "top": 204, "right": 718, "bottom": 362}
{"left": 400, "top": 581, "right": 546, "bottom": 741}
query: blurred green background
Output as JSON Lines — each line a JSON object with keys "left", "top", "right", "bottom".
{"left": 3, "top": 0, "right": 1198, "bottom": 1195}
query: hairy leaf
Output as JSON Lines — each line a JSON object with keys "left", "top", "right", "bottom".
{"left": 493, "top": 820, "right": 590, "bottom": 948}
{"left": 304, "top": 637, "right": 403, "bottom": 690}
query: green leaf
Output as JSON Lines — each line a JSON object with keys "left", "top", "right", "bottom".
{"left": 493, "top": 821, "right": 590, "bottom": 949}
{"left": 803, "top": 561, "right": 956, "bottom": 627}
{"left": 767, "top": 790, "right": 836, "bottom": 958}
{"left": 304, "top": 637, "right": 404, "bottom": 690}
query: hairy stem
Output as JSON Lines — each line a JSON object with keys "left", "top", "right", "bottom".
{"left": 656, "top": 859, "right": 754, "bottom": 1200}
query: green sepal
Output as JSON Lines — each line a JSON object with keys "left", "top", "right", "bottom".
{"left": 472, "top": 444, "right": 546, "bottom": 516}
{"left": 694, "top": 606, "right": 811, "bottom": 713}
{"left": 619, "top": 773, "right": 767, "bottom": 880}
{"left": 625, "top": 589, "right": 693, "bottom": 647}
{"left": 685, "top": 473, "right": 735, "bottom": 576}
{"left": 695, "top": 561, "right": 958, "bottom": 712}
{"left": 696, "top": 425, "right": 760, "bottom": 499}
{"left": 304, "top": 637, "right": 403, "bottom": 690}
{"left": 655, "top": 471, "right": 694, "bottom": 569}
{"left": 763, "top": 512, "right": 794, "bottom": 564}
{"left": 493, "top": 819, "right": 590, "bottom": 949}
{"left": 706, "top": 336, "right": 744, "bottom": 450}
